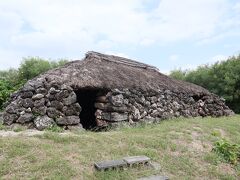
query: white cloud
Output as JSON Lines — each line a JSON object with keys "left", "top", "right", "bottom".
{"left": 0, "top": 0, "right": 237, "bottom": 69}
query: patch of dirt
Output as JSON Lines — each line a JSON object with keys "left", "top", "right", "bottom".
{"left": 191, "top": 131, "right": 201, "bottom": 139}
{"left": 169, "top": 150, "right": 181, "bottom": 157}
{"left": 217, "top": 163, "right": 236, "bottom": 175}
{"left": 0, "top": 130, "right": 44, "bottom": 137}
{"left": 0, "top": 130, "right": 81, "bottom": 137}
{"left": 172, "top": 128, "right": 212, "bottom": 154}
{"left": 64, "top": 152, "right": 84, "bottom": 175}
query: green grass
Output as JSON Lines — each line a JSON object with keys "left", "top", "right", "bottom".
{"left": 0, "top": 115, "right": 240, "bottom": 179}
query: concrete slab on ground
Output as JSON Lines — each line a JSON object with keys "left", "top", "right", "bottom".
{"left": 94, "top": 159, "right": 127, "bottom": 170}
{"left": 123, "top": 156, "right": 150, "bottom": 165}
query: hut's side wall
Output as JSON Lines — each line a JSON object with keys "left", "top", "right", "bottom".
{"left": 2, "top": 77, "right": 234, "bottom": 130}
{"left": 3, "top": 77, "right": 82, "bottom": 130}
{"left": 95, "top": 88, "right": 234, "bottom": 127}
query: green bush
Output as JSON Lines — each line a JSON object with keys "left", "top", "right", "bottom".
{"left": 169, "top": 54, "right": 240, "bottom": 113}
{"left": 212, "top": 138, "right": 240, "bottom": 165}
{"left": 18, "top": 57, "right": 68, "bottom": 81}
{"left": 0, "top": 57, "right": 68, "bottom": 110}
{"left": 0, "top": 80, "right": 18, "bottom": 110}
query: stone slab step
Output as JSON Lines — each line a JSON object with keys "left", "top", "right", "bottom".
{"left": 94, "top": 159, "right": 127, "bottom": 171}
{"left": 123, "top": 156, "right": 150, "bottom": 165}
{"left": 138, "top": 175, "right": 169, "bottom": 180}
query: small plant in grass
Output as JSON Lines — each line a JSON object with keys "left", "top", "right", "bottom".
{"left": 212, "top": 138, "right": 240, "bottom": 165}
{"left": 211, "top": 130, "right": 221, "bottom": 137}
{"left": 46, "top": 124, "right": 64, "bottom": 133}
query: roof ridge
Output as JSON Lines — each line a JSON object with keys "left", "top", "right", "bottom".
{"left": 86, "top": 51, "right": 159, "bottom": 71}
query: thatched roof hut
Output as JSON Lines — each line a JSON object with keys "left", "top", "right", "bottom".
{"left": 40, "top": 51, "right": 208, "bottom": 94}
{"left": 3, "top": 52, "right": 234, "bottom": 130}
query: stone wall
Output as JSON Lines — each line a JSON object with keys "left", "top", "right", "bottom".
{"left": 94, "top": 88, "right": 234, "bottom": 127}
{"left": 2, "top": 77, "right": 234, "bottom": 130}
{"left": 3, "top": 77, "right": 82, "bottom": 130}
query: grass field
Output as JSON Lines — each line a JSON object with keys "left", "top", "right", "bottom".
{"left": 0, "top": 115, "right": 240, "bottom": 179}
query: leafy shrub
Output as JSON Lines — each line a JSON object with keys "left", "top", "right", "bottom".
{"left": 169, "top": 54, "right": 240, "bottom": 113}
{"left": 0, "top": 57, "right": 68, "bottom": 110}
{"left": 211, "top": 130, "right": 221, "bottom": 137}
{"left": 18, "top": 57, "right": 68, "bottom": 81}
{"left": 212, "top": 138, "right": 240, "bottom": 165}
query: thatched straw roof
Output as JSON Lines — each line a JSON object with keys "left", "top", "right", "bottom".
{"left": 33, "top": 51, "right": 209, "bottom": 95}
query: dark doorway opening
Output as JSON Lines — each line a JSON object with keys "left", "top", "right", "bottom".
{"left": 75, "top": 88, "right": 107, "bottom": 130}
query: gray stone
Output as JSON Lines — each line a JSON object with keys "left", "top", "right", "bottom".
{"left": 63, "top": 104, "right": 81, "bottom": 116}
{"left": 150, "top": 96, "right": 158, "bottom": 103}
{"left": 132, "top": 106, "right": 141, "bottom": 120}
{"left": 67, "top": 124, "right": 85, "bottom": 131}
{"left": 21, "top": 91, "right": 33, "bottom": 99}
{"left": 56, "top": 116, "right": 80, "bottom": 125}
{"left": 50, "top": 100, "right": 64, "bottom": 110}
{"left": 224, "top": 109, "right": 234, "bottom": 116}
{"left": 123, "top": 156, "right": 150, "bottom": 165}
{"left": 94, "top": 159, "right": 127, "bottom": 170}
{"left": 198, "top": 100, "right": 205, "bottom": 107}
{"left": 3, "top": 113, "right": 19, "bottom": 125}
{"left": 172, "top": 101, "right": 180, "bottom": 110}
{"left": 151, "top": 110, "right": 159, "bottom": 118}
{"left": 36, "top": 88, "right": 47, "bottom": 95}
{"left": 61, "top": 84, "right": 73, "bottom": 91}
{"left": 111, "top": 112, "right": 128, "bottom": 121}
{"left": 96, "top": 96, "right": 109, "bottom": 103}
{"left": 6, "top": 104, "right": 17, "bottom": 114}
{"left": 34, "top": 79, "right": 44, "bottom": 89}
{"left": 34, "top": 115, "right": 55, "bottom": 130}
{"left": 138, "top": 175, "right": 169, "bottom": 180}
{"left": 145, "top": 101, "right": 151, "bottom": 107}
{"left": 49, "top": 81, "right": 61, "bottom": 90}
{"left": 32, "top": 106, "right": 47, "bottom": 116}
{"left": 26, "top": 107, "right": 32, "bottom": 113}
{"left": 140, "top": 111, "right": 148, "bottom": 119}
{"left": 32, "top": 94, "right": 44, "bottom": 100}
{"left": 96, "top": 118, "right": 108, "bottom": 127}
{"left": 101, "top": 112, "right": 128, "bottom": 122}
{"left": 46, "top": 107, "right": 63, "bottom": 119}
{"left": 34, "top": 99, "right": 45, "bottom": 107}
{"left": 49, "top": 87, "right": 60, "bottom": 94}
{"left": 110, "top": 94, "right": 124, "bottom": 106}
{"left": 73, "top": 103, "right": 82, "bottom": 112}
{"left": 94, "top": 102, "right": 105, "bottom": 109}
{"left": 151, "top": 103, "right": 157, "bottom": 109}
{"left": 22, "top": 98, "right": 34, "bottom": 108}
{"left": 22, "top": 82, "right": 35, "bottom": 92}
{"left": 17, "top": 113, "right": 34, "bottom": 124}
{"left": 94, "top": 103, "right": 127, "bottom": 112}
{"left": 63, "top": 92, "right": 77, "bottom": 105}
{"left": 46, "top": 93, "right": 55, "bottom": 101}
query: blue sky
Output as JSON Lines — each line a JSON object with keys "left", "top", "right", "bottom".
{"left": 0, "top": 0, "right": 239, "bottom": 74}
